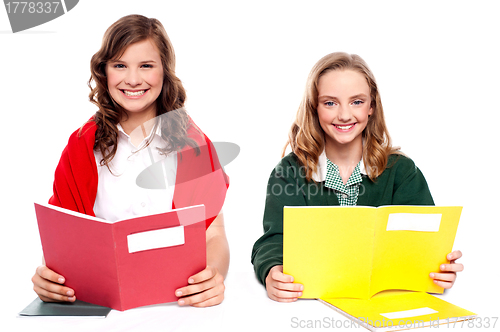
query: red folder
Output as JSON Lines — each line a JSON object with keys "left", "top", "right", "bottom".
{"left": 34, "top": 203, "right": 206, "bottom": 311}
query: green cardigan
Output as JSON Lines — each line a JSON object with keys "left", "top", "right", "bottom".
{"left": 251, "top": 153, "right": 434, "bottom": 285}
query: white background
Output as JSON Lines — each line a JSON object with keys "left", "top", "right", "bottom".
{"left": 1, "top": 1, "right": 499, "bottom": 331}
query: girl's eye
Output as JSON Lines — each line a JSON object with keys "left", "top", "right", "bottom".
{"left": 325, "top": 101, "right": 336, "bottom": 107}
{"left": 352, "top": 100, "right": 364, "bottom": 105}
{"left": 141, "top": 64, "right": 153, "bottom": 68}
{"left": 113, "top": 64, "right": 125, "bottom": 69}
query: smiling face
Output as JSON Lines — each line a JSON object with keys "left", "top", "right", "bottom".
{"left": 317, "top": 69, "right": 373, "bottom": 151}
{"left": 106, "top": 39, "right": 164, "bottom": 121}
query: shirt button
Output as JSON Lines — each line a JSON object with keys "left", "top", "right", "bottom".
{"left": 141, "top": 202, "right": 146, "bottom": 207}
{"left": 342, "top": 194, "right": 348, "bottom": 199}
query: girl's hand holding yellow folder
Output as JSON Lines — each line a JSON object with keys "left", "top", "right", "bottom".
{"left": 430, "top": 250, "right": 464, "bottom": 289}
{"left": 265, "top": 265, "right": 303, "bottom": 302}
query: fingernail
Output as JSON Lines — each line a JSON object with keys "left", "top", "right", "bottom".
{"left": 66, "top": 290, "right": 73, "bottom": 296}
{"left": 298, "top": 292, "right": 302, "bottom": 296}
{"left": 300, "top": 285, "right": 304, "bottom": 291}
{"left": 441, "top": 264, "right": 445, "bottom": 270}
{"left": 58, "top": 278, "right": 64, "bottom": 283}
{"left": 188, "top": 278, "right": 194, "bottom": 284}
{"left": 429, "top": 273, "right": 434, "bottom": 278}
{"left": 178, "top": 299, "right": 185, "bottom": 305}
{"left": 176, "top": 291, "right": 182, "bottom": 296}
{"left": 290, "top": 277, "right": 294, "bottom": 282}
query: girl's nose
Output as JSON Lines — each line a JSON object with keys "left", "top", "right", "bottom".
{"left": 125, "top": 69, "right": 142, "bottom": 86}
{"left": 337, "top": 105, "right": 352, "bottom": 122}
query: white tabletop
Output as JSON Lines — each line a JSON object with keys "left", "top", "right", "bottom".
{"left": 8, "top": 266, "right": 493, "bottom": 332}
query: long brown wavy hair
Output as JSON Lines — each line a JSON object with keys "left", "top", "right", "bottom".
{"left": 87, "top": 14, "right": 198, "bottom": 168}
{"left": 284, "top": 52, "right": 400, "bottom": 182}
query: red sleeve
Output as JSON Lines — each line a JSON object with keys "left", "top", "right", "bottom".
{"left": 48, "top": 121, "right": 98, "bottom": 217}
{"left": 172, "top": 118, "right": 230, "bottom": 229}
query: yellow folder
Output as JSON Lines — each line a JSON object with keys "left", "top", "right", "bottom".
{"left": 283, "top": 206, "right": 462, "bottom": 299}
{"left": 321, "top": 290, "right": 476, "bottom": 331}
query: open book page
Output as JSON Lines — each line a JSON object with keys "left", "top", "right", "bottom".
{"left": 320, "top": 290, "right": 476, "bottom": 332}
{"left": 284, "top": 206, "right": 374, "bottom": 299}
{"left": 370, "top": 206, "right": 462, "bottom": 297}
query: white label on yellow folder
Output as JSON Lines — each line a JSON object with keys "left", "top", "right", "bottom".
{"left": 386, "top": 213, "right": 441, "bottom": 232}
{"left": 380, "top": 307, "right": 438, "bottom": 319}
{"left": 127, "top": 226, "right": 185, "bottom": 253}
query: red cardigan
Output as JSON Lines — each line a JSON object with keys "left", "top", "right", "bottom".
{"left": 49, "top": 118, "right": 229, "bottom": 229}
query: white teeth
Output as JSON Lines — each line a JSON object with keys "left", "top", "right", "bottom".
{"left": 123, "top": 90, "right": 146, "bottom": 96}
{"left": 335, "top": 124, "right": 354, "bottom": 130}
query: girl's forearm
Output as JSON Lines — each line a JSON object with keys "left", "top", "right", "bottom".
{"left": 206, "top": 213, "right": 230, "bottom": 278}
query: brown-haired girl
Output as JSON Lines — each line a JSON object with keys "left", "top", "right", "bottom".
{"left": 32, "top": 14, "right": 229, "bottom": 308}
{"left": 251, "top": 52, "right": 462, "bottom": 302}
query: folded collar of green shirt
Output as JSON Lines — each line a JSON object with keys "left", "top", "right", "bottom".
{"left": 312, "top": 149, "right": 367, "bottom": 183}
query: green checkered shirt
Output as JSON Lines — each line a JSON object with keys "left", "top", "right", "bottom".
{"left": 325, "top": 159, "right": 363, "bottom": 206}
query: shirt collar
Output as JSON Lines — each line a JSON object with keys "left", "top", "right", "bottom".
{"left": 117, "top": 118, "right": 162, "bottom": 141}
{"left": 312, "top": 149, "right": 367, "bottom": 182}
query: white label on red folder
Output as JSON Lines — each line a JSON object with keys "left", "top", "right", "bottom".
{"left": 127, "top": 226, "right": 185, "bottom": 253}
{"left": 380, "top": 307, "right": 438, "bottom": 319}
{"left": 386, "top": 213, "right": 441, "bottom": 232}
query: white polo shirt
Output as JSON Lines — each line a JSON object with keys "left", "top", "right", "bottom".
{"left": 93, "top": 123, "right": 177, "bottom": 222}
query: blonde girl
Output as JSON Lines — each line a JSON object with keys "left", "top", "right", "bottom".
{"left": 251, "top": 52, "right": 462, "bottom": 302}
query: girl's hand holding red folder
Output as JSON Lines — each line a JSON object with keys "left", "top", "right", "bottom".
{"left": 430, "top": 250, "right": 464, "bottom": 289}
{"left": 32, "top": 265, "right": 76, "bottom": 302}
{"left": 175, "top": 265, "right": 225, "bottom": 307}
{"left": 175, "top": 213, "right": 229, "bottom": 307}
{"left": 265, "top": 265, "right": 304, "bottom": 303}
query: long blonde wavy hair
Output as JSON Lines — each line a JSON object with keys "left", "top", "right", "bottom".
{"left": 284, "top": 52, "right": 400, "bottom": 182}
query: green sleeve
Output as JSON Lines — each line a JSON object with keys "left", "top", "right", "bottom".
{"left": 391, "top": 155, "right": 435, "bottom": 205}
{"left": 251, "top": 192, "right": 285, "bottom": 285}
{"left": 251, "top": 156, "right": 308, "bottom": 285}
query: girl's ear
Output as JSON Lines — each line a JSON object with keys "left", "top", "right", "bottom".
{"left": 369, "top": 107, "right": 373, "bottom": 116}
